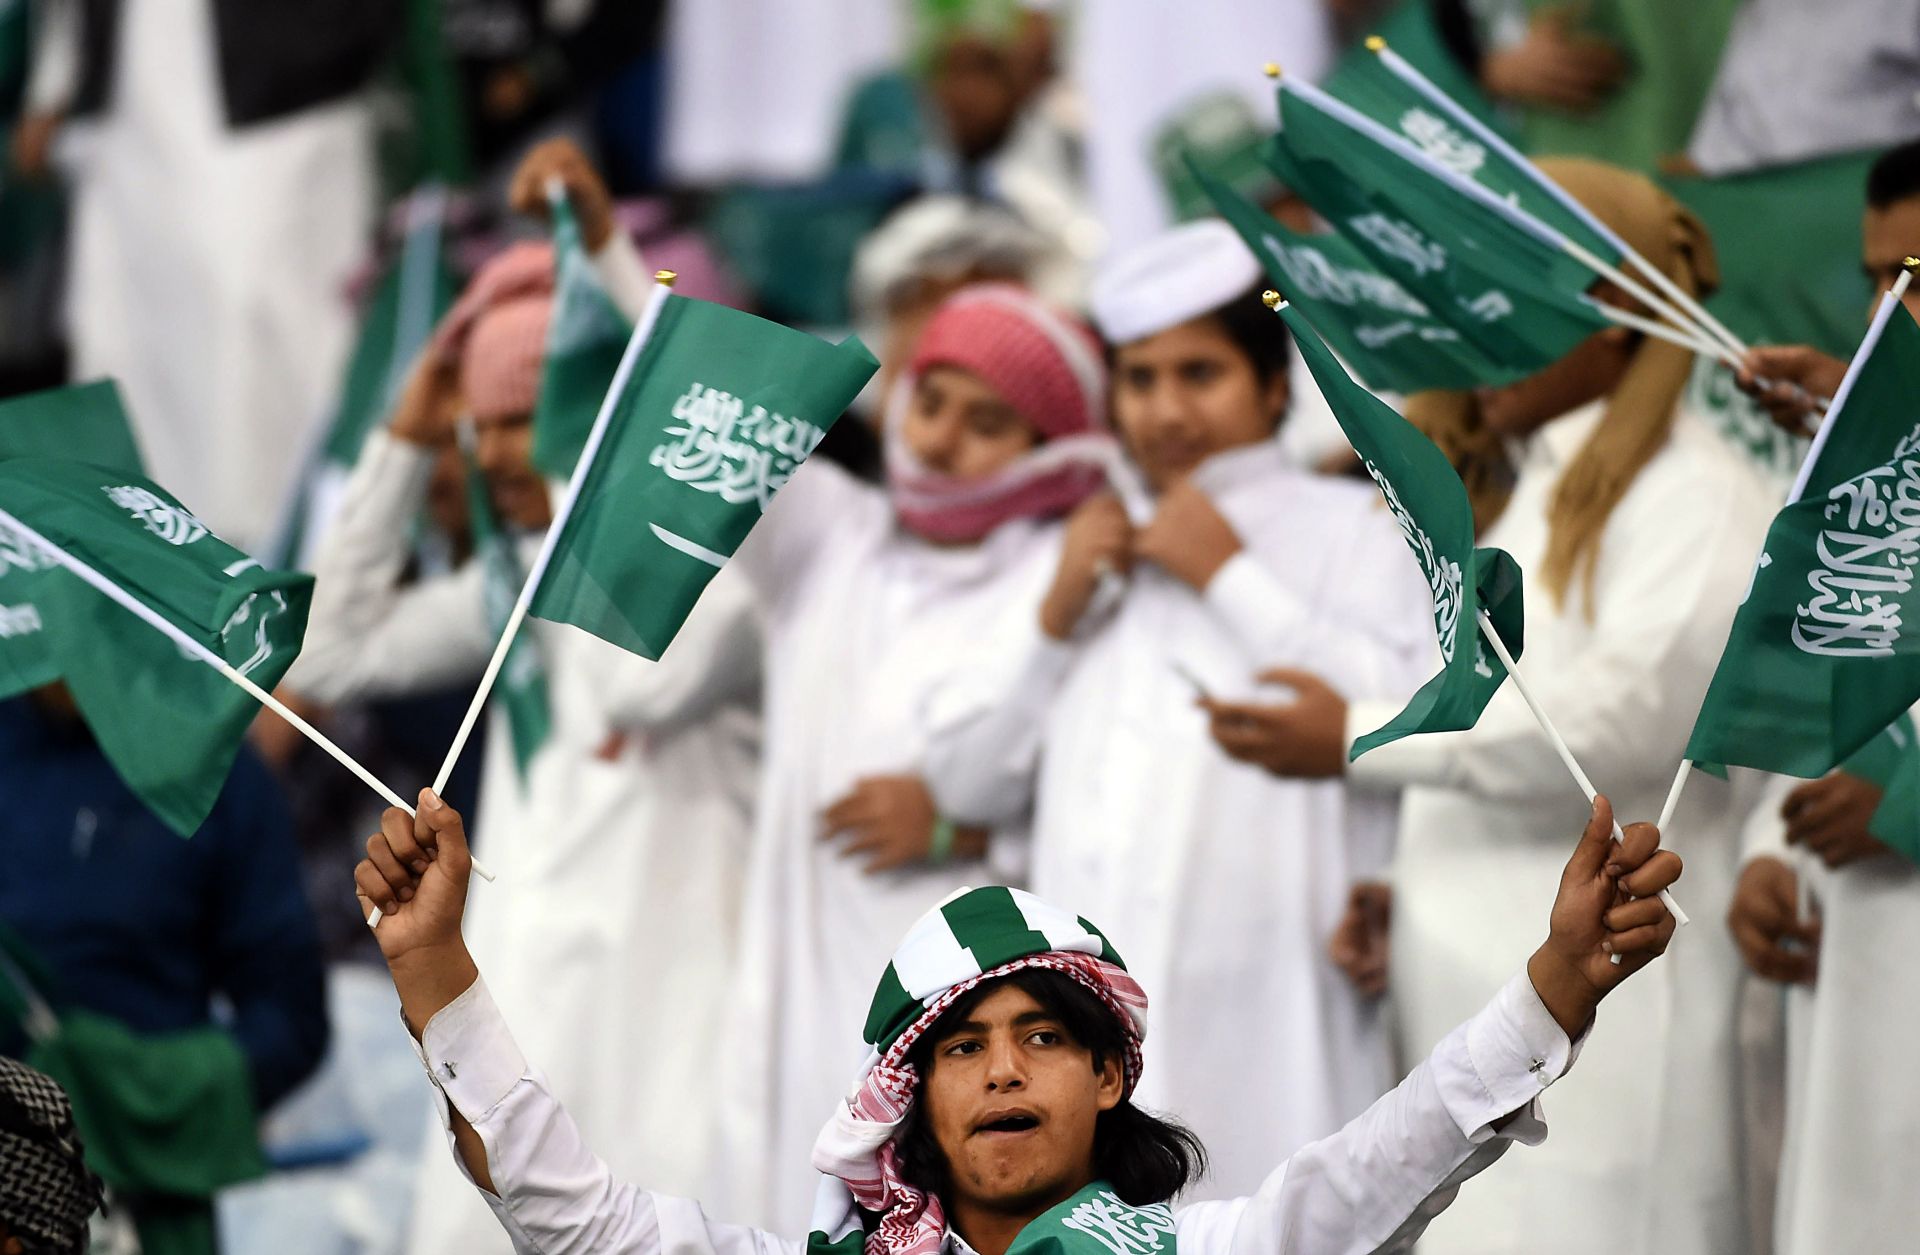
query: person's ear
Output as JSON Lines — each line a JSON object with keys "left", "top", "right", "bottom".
{"left": 1094, "top": 1053, "right": 1126, "bottom": 1113}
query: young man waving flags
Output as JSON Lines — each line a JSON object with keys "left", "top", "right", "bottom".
{"left": 355, "top": 787, "right": 1680, "bottom": 1254}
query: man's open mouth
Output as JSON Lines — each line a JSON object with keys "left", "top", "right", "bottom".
{"left": 976, "top": 1113, "right": 1042, "bottom": 1135}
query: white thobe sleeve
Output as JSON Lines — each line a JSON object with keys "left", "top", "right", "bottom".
{"left": 1203, "top": 513, "right": 1433, "bottom": 702}
{"left": 921, "top": 611, "right": 1078, "bottom": 829}
{"left": 412, "top": 977, "right": 804, "bottom": 1255}
{"left": 730, "top": 457, "right": 875, "bottom": 611}
{"left": 554, "top": 565, "right": 763, "bottom": 737}
{"left": 282, "top": 430, "right": 495, "bottom": 703}
{"left": 1343, "top": 478, "right": 1754, "bottom": 805}
{"left": 1738, "top": 771, "right": 1795, "bottom": 865}
{"left": 1176, "top": 972, "right": 1581, "bottom": 1255}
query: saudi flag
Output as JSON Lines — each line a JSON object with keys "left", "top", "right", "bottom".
{"left": 1831, "top": 712, "right": 1920, "bottom": 863}
{"left": 526, "top": 287, "right": 878, "bottom": 660}
{"left": 1271, "top": 76, "right": 1606, "bottom": 373}
{"left": 1686, "top": 297, "right": 1920, "bottom": 776}
{"left": 1334, "top": 41, "right": 1628, "bottom": 273}
{"left": 1274, "top": 301, "right": 1525, "bottom": 757}
{"left": 0, "top": 460, "right": 312, "bottom": 835}
{"left": 463, "top": 444, "right": 551, "bottom": 777}
{"left": 0, "top": 380, "right": 144, "bottom": 471}
{"left": 0, "top": 382, "right": 147, "bottom": 697}
{"left": 531, "top": 194, "right": 632, "bottom": 480}
{"left": 1190, "top": 155, "right": 1506, "bottom": 393}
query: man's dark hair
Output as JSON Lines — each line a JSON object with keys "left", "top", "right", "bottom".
{"left": 894, "top": 967, "right": 1207, "bottom": 1206}
{"left": 1867, "top": 138, "right": 1920, "bottom": 209}
{"left": 1103, "top": 281, "right": 1293, "bottom": 389}
{"left": 1209, "top": 282, "right": 1294, "bottom": 387}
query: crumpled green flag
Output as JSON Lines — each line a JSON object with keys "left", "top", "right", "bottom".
{"left": 1686, "top": 299, "right": 1920, "bottom": 777}
{"left": 531, "top": 194, "right": 633, "bottom": 480}
{"left": 1190, "top": 155, "right": 1507, "bottom": 393}
{"left": 1276, "top": 301, "right": 1525, "bottom": 757}
{"left": 1271, "top": 75, "right": 1606, "bottom": 374}
{"left": 0, "top": 459, "right": 311, "bottom": 835}
{"left": 464, "top": 449, "right": 550, "bottom": 777}
{"left": 529, "top": 295, "right": 877, "bottom": 660}
{"left": 1832, "top": 711, "right": 1920, "bottom": 864}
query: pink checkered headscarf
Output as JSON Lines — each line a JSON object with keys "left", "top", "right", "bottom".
{"left": 432, "top": 242, "right": 555, "bottom": 422}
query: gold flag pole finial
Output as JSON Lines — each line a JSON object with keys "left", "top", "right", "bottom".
{"left": 1261, "top": 290, "right": 1283, "bottom": 310}
{"left": 1904, "top": 257, "right": 1920, "bottom": 273}
{"left": 1365, "top": 34, "right": 1386, "bottom": 51}
{"left": 655, "top": 269, "right": 679, "bottom": 288}
{"left": 1263, "top": 62, "right": 1281, "bottom": 79}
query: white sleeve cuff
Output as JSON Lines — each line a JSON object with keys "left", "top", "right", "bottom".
{"left": 354, "top": 429, "right": 440, "bottom": 520}
{"left": 1202, "top": 551, "right": 1309, "bottom": 660}
{"left": 1437, "top": 971, "right": 1581, "bottom": 1147}
{"left": 411, "top": 977, "right": 533, "bottom": 1124}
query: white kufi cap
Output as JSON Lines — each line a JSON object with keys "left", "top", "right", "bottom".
{"left": 1088, "top": 219, "right": 1263, "bottom": 345}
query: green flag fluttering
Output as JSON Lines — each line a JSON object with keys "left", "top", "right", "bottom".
{"left": 527, "top": 289, "right": 878, "bottom": 660}
{"left": 1833, "top": 712, "right": 1920, "bottom": 864}
{"left": 0, "top": 459, "right": 311, "bottom": 835}
{"left": 1270, "top": 75, "right": 1607, "bottom": 374}
{"left": 1274, "top": 300, "right": 1525, "bottom": 757}
{"left": 464, "top": 444, "right": 551, "bottom": 776}
{"left": 1686, "top": 295, "right": 1920, "bottom": 777}
{"left": 1190, "top": 155, "right": 1506, "bottom": 393}
{"left": 531, "top": 194, "right": 633, "bottom": 480}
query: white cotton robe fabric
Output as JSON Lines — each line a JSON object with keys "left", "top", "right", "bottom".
{"left": 922, "top": 440, "right": 1434, "bottom": 1199}
{"left": 283, "top": 431, "right": 761, "bottom": 1251}
{"left": 32, "top": 0, "right": 372, "bottom": 552}
{"left": 709, "top": 459, "right": 1061, "bottom": 1231}
{"left": 1347, "top": 401, "right": 1777, "bottom": 1255}
{"left": 1738, "top": 769, "right": 1920, "bottom": 1255}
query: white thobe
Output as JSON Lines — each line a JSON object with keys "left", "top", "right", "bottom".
{"left": 710, "top": 460, "right": 1060, "bottom": 1231}
{"left": 922, "top": 442, "right": 1434, "bottom": 1198}
{"left": 1738, "top": 771, "right": 1920, "bottom": 1255}
{"left": 408, "top": 966, "right": 1582, "bottom": 1255}
{"left": 286, "top": 430, "right": 762, "bottom": 1250}
{"left": 31, "top": 0, "right": 373, "bottom": 552}
{"left": 1346, "top": 402, "right": 1777, "bottom": 1255}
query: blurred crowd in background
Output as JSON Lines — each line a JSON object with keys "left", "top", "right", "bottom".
{"left": 1, "top": 0, "right": 1918, "bottom": 1253}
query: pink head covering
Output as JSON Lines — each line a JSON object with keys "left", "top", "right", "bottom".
{"left": 432, "top": 242, "right": 556, "bottom": 422}
{"left": 886, "top": 284, "right": 1117, "bottom": 544}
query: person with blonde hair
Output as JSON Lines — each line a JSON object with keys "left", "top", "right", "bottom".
{"left": 1202, "top": 158, "right": 1776, "bottom": 1255}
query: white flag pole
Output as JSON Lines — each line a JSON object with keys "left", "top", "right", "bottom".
{"left": 1368, "top": 39, "right": 1749, "bottom": 360}
{"left": 1475, "top": 610, "right": 1690, "bottom": 927}
{"left": 428, "top": 270, "right": 677, "bottom": 798}
{"left": 0, "top": 507, "right": 444, "bottom": 830}
{"left": 1590, "top": 301, "right": 1731, "bottom": 363}
{"left": 1651, "top": 264, "right": 1920, "bottom": 876}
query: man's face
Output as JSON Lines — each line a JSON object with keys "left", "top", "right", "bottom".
{"left": 1861, "top": 195, "right": 1920, "bottom": 322}
{"left": 918, "top": 982, "right": 1124, "bottom": 1218}
{"left": 1110, "top": 317, "right": 1287, "bottom": 492}
{"left": 473, "top": 409, "right": 552, "bottom": 529}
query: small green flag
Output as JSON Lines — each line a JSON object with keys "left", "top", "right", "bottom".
{"left": 1190, "top": 155, "right": 1507, "bottom": 393}
{"left": 1271, "top": 76, "right": 1606, "bottom": 373}
{"left": 0, "top": 380, "right": 145, "bottom": 471}
{"left": 0, "top": 460, "right": 312, "bottom": 836}
{"left": 528, "top": 293, "right": 877, "bottom": 660}
{"left": 1334, "top": 42, "right": 1627, "bottom": 271}
{"left": 1686, "top": 298, "right": 1920, "bottom": 776}
{"left": 464, "top": 448, "right": 551, "bottom": 777}
{"left": 531, "top": 195, "right": 633, "bottom": 480}
{"left": 1275, "top": 301, "right": 1525, "bottom": 757}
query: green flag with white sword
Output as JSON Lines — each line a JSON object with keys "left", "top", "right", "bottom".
{"left": 0, "top": 459, "right": 312, "bottom": 835}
